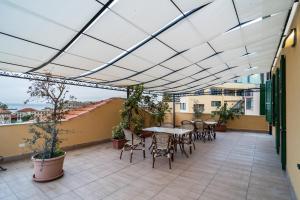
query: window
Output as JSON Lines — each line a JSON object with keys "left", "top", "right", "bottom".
{"left": 245, "top": 90, "right": 253, "bottom": 96}
{"left": 193, "top": 104, "right": 204, "bottom": 112}
{"left": 224, "top": 89, "right": 235, "bottom": 96}
{"left": 246, "top": 98, "right": 253, "bottom": 110}
{"left": 210, "top": 88, "right": 222, "bottom": 95}
{"left": 195, "top": 89, "right": 204, "bottom": 95}
{"left": 180, "top": 103, "right": 186, "bottom": 111}
{"left": 236, "top": 90, "right": 244, "bottom": 96}
{"left": 211, "top": 101, "right": 221, "bottom": 107}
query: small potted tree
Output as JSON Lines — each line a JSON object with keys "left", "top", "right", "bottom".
{"left": 112, "top": 123, "right": 126, "bottom": 149}
{"left": 211, "top": 103, "right": 241, "bottom": 132}
{"left": 24, "top": 74, "right": 74, "bottom": 182}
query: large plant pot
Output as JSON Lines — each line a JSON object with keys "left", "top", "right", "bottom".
{"left": 32, "top": 152, "right": 66, "bottom": 182}
{"left": 215, "top": 124, "right": 227, "bottom": 132}
{"left": 112, "top": 139, "right": 126, "bottom": 149}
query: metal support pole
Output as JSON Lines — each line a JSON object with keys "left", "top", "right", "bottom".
{"left": 173, "top": 94, "right": 176, "bottom": 128}
{"left": 126, "top": 87, "right": 130, "bottom": 99}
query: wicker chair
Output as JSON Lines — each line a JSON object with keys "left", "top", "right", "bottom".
{"left": 194, "top": 120, "right": 204, "bottom": 140}
{"left": 152, "top": 133, "right": 174, "bottom": 169}
{"left": 203, "top": 118, "right": 217, "bottom": 141}
{"left": 120, "top": 129, "right": 145, "bottom": 163}
{"left": 181, "top": 123, "right": 196, "bottom": 154}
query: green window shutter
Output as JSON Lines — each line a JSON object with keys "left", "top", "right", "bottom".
{"left": 265, "top": 81, "right": 272, "bottom": 123}
{"left": 260, "top": 83, "right": 266, "bottom": 115}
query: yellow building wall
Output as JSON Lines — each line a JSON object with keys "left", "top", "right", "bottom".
{"left": 273, "top": 7, "right": 300, "bottom": 198}
{"left": 0, "top": 98, "right": 124, "bottom": 158}
{"left": 164, "top": 112, "right": 268, "bottom": 132}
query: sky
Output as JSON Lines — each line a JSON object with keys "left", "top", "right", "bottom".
{"left": 0, "top": 76, "right": 126, "bottom": 104}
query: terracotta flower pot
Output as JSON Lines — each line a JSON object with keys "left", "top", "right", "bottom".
{"left": 215, "top": 124, "right": 227, "bottom": 132}
{"left": 112, "top": 139, "right": 126, "bottom": 149}
{"left": 32, "top": 152, "right": 66, "bottom": 182}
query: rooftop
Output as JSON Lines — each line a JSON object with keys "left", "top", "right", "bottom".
{"left": 0, "top": 132, "right": 293, "bottom": 200}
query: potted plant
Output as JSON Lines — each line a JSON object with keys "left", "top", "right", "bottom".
{"left": 112, "top": 123, "right": 126, "bottom": 149}
{"left": 24, "top": 75, "right": 74, "bottom": 182}
{"left": 211, "top": 103, "right": 241, "bottom": 132}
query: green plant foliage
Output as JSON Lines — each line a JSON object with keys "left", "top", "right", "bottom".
{"left": 21, "top": 114, "right": 34, "bottom": 122}
{"left": 0, "top": 102, "right": 8, "bottom": 110}
{"left": 211, "top": 103, "right": 242, "bottom": 125}
{"left": 112, "top": 123, "right": 125, "bottom": 140}
{"left": 24, "top": 74, "right": 74, "bottom": 159}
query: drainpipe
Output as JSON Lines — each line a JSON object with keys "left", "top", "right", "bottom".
{"left": 173, "top": 94, "right": 176, "bottom": 128}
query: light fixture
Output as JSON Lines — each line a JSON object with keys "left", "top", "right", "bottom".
{"left": 283, "top": 28, "right": 297, "bottom": 48}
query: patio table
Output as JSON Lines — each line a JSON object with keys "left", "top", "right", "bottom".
{"left": 142, "top": 127, "right": 192, "bottom": 158}
{"left": 204, "top": 121, "right": 217, "bottom": 140}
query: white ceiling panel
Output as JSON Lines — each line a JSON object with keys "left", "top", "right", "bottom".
{"left": 207, "top": 65, "right": 228, "bottom": 74}
{"left": 144, "top": 79, "right": 170, "bottom": 88}
{"left": 198, "top": 56, "right": 224, "bottom": 69}
{"left": 85, "top": 11, "right": 148, "bottom": 50}
{"left": 112, "top": 79, "right": 140, "bottom": 86}
{"left": 100, "top": 66, "right": 136, "bottom": 78}
{"left": 111, "top": 0, "right": 181, "bottom": 34}
{"left": 234, "top": 0, "right": 293, "bottom": 23}
{"left": 191, "top": 70, "right": 211, "bottom": 79}
{"left": 178, "top": 65, "right": 201, "bottom": 77}
{"left": 0, "top": 51, "right": 42, "bottom": 68}
{"left": 88, "top": 72, "right": 123, "bottom": 81}
{"left": 188, "top": 0, "right": 238, "bottom": 41}
{"left": 163, "top": 77, "right": 195, "bottom": 88}
{"left": 218, "top": 47, "right": 246, "bottom": 62}
{"left": 0, "top": 62, "right": 32, "bottom": 73}
{"left": 161, "top": 55, "right": 192, "bottom": 70}
{"left": 36, "top": 64, "right": 87, "bottom": 78}
{"left": 163, "top": 73, "right": 186, "bottom": 82}
{"left": 0, "top": 1, "right": 77, "bottom": 49}
{"left": 53, "top": 53, "right": 104, "bottom": 71}
{"left": 158, "top": 20, "right": 204, "bottom": 51}
{"left": 6, "top": 0, "right": 102, "bottom": 31}
{"left": 172, "top": 0, "right": 214, "bottom": 13}
{"left": 130, "top": 74, "right": 158, "bottom": 82}
{"left": 133, "top": 39, "right": 175, "bottom": 64}
{"left": 0, "top": 34, "right": 57, "bottom": 62}
{"left": 182, "top": 43, "right": 215, "bottom": 63}
{"left": 114, "top": 54, "right": 153, "bottom": 71}
{"left": 66, "top": 35, "right": 124, "bottom": 63}
{"left": 144, "top": 66, "right": 172, "bottom": 78}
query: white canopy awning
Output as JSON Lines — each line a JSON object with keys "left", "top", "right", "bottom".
{"left": 0, "top": 0, "right": 294, "bottom": 93}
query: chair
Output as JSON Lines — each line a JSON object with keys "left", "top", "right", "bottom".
{"left": 203, "top": 118, "right": 217, "bottom": 141}
{"left": 120, "top": 129, "right": 145, "bottom": 163}
{"left": 194, "top": 120, "right": 204, "bottom": 140}
{"left": 181, "top": 123, "right": 196, "bottom": 154}
{"left": 0, "top": 156, "right": 7, "bottom": 171}
{"left": 152, "top": 133, "right": 174, "bottom": 169}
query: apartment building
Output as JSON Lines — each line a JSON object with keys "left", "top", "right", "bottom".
{"left": 171, "top": 83, "right": 260, "bottom": 115}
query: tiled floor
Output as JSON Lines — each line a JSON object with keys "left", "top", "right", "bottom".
{"left": 0, "top": 132, "right": 294, "bottom": 200}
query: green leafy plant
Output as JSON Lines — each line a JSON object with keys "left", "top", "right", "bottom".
{"left": 24, "top": 74, "right": 74, "bottom": 159}
{"left": 119, "top": 84, "right": 144, "bottom": 134}
{"left": 21, "top": 114, "right": 34, "bottom": 122}
{"left": 112, "top": 123, "right": 125, "bottom": 140}
{"left": 0, "top": 102, "right": 8, "bottom": 110}
{"left": 211, "top": 103, "right": 242, "bottom": 125}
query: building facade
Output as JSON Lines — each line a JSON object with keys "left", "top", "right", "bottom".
{"left": 170, "top": 83, "right": 260, "bottom": 116}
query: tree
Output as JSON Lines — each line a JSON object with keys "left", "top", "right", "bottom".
{"left": 24, "top": 74, "right": 74, "bottom": 159}
{"left": 0, "top": 102, "right": 8, "bottom": 110}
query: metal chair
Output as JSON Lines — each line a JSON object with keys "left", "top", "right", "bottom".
{"left": 181, "top": 123, "right": 196, "bottom": 154}
{"left": 152, "top": 133, "right": 174, "bottom": 169}
{"left": 120, "top": 129, "right": 145, "bottom": 163}
{"left": 0, "top": 156, "right": 7, "bottom": 171}
{"left": 194, "top": 120, "right": 204, "bottom": 140}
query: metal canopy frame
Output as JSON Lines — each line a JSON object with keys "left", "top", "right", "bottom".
{"left": 0, "top": 0, "right": 295, "bottom": 94}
